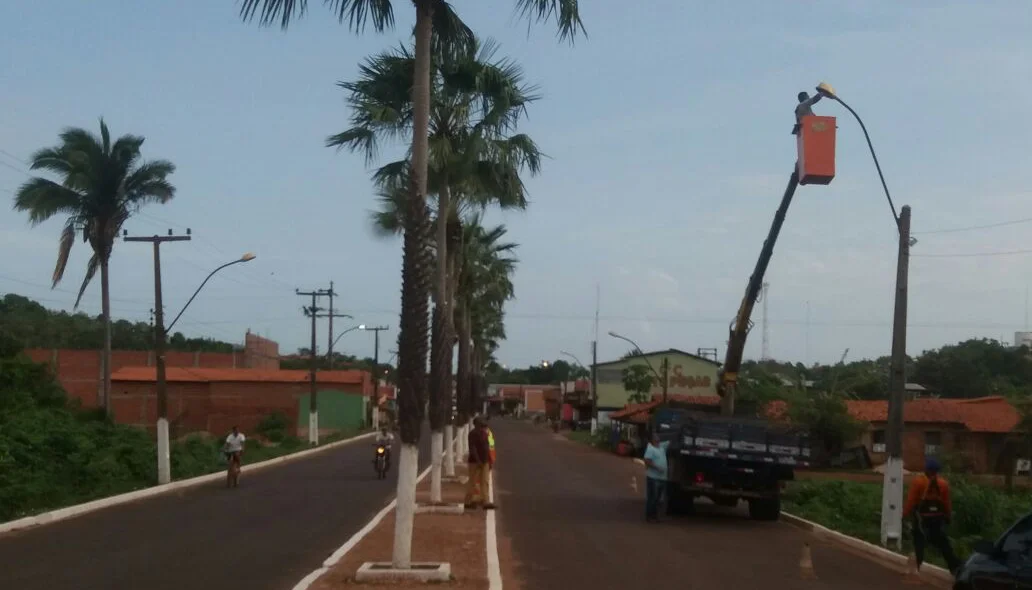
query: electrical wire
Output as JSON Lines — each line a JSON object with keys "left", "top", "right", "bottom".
{"left": 827, "top": 95, "right": 900, "bottom": 229}
{"left": 913, "top": 248, "right": 1032, "bottom": 258}
{"left": 915, "top": 216, "right": 1032, "bottom": 235}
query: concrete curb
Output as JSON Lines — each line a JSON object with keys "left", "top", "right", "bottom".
{"left": 780, "top": 511, "right": 953, "bottom": 586}
{"left": 0, "top": 431, "right": 375, "bottom": 536}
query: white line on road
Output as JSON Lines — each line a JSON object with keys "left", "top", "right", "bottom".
{"left": 486, "top": 470, "right": 503, "bottom": 590}
{"left": 291, "top": 465, "right": 433, "bottom": 590}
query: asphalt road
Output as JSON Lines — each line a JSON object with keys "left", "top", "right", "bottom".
{"left": 494, "top": 420, "right": 943, "bottom": 590}
{"left": 0, "top": 432, "right": 430, "bottom": 590}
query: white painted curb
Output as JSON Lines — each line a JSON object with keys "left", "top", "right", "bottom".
{"left": 486, "top": 469, "right": 502, "bottom": 590}
{"left": 0, "top": 431, "right": 375, "bottom": 536}
{"left": 291, "top": 465, "right": 433, "bottom": 590}
{"left": 780, "top": 511, "right": 953, "bottom": 586}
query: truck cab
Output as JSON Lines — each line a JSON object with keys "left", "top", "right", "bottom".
{"left": 653, "top": 407, "right": 810, "bottom": 521}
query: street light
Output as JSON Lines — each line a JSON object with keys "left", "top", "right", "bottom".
{"left": 819, "top": 81, "right": 910, "bottom": 551}
{"left": 561, "top": 349, "right": 595, "bottom": 432}
{"left": 153, "top": 252, "right": 255, "bottom": 485}
{"left": 607, "top": 331, "right": 668, "bottom": 405}
{"left": 329, "top": 324, "right": 365, "bottom": 353}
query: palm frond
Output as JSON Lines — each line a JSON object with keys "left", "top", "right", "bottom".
{"left": 73, "top": 252, "right": 100, "bottom": 310}
{"left": 240, "top": 0, "right": 395, "bottom": 32}
{"left": 53, "top": 221, "right": 77, "bottom": 287}
{"left": 326, "top": 127, "right": 380, "bottom": 166}
{"left": 13, "top": 178, "right": 82, "bottom": 225}
{"left": 513, "top": 0, "right": 586, "bottom": 42}
{"left": 430, "top": 0, "right": 475, "bottom": 60}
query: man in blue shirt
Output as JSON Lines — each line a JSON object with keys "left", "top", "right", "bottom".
{"left": 642, "top": 432, "right": 670, "bottom": 523}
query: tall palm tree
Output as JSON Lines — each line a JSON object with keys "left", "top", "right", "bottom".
{"left": 13, "top": 119, "right": 176, "bottom": 415}
{"left": 455, "top": 217, "right": 517, "bottom": 421}
{"left": 239, "top": 0, "right": 581, "bottom": 569}
{"left": 331, "top": 36, "right": 541, "bottom": 502}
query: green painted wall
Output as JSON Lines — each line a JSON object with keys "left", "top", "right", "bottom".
{"left": 595, "top": 352, "right": 719, "bottom": 409}
{"left": 297, "top": 389, "right": 366, "bottom": 431}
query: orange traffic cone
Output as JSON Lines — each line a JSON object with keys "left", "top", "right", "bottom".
{"left": 800, "top": 542, "right": 817, "bottom": 580}
{"left": 903, "top": 553, "right": 922, "bottom": 584}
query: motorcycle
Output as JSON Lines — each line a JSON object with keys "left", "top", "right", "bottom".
{"left": 374, "top": 445, "right": 388, "bottom": 479}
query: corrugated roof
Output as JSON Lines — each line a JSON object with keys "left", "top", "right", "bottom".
{"left": 112, "top": 367, "right": 366, "bottom": 385}
{"left": 608, "top": 395, "right": 721, "bottom": 424}
{"left": 767, "top": 396, "right": 1020, "bottom": 434}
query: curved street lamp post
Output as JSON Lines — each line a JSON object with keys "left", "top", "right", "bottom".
{"left": 607, "top": 331, "right": 669, "bottom": 406}
{"left": 153, "top": 252, "right": 255, "bottom": 484}
{"left": 816, "top": 82, "right": 911, "bottom": 550}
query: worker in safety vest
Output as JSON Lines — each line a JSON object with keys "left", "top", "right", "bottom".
{"left": 487, "top": 423, "right": 496, "bottom": 466}
{"left": 904, "top": 458, "right": 961, "bottom": 573}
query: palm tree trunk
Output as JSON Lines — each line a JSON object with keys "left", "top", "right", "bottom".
{"left": 428, "top": 183, "right": 452, "bottom": 504}
{"left": 456, "top": 299, "right": 472, "bottom": 458}
{"left": 393, "top": 0, "right": 434, "bottom": 570}
{"left": 100, "top": 256, "right": 112, "bottom": 416}
{"left": 444, "top": 213, "right": 461, "bottom": 478}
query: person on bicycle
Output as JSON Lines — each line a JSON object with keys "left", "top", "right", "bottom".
{"left": 375, "top": 425, "right": 394, "bottom": 469}
{"left": 224, "top": 425, "right": 246, "bottom": 468}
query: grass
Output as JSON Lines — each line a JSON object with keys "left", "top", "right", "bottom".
{"left": 782, "top": 477, "right": 1029, "bottom": 567}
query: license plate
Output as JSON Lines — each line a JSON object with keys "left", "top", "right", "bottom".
{"left": 696, "top": 481, "right": 713, "bottom": 489}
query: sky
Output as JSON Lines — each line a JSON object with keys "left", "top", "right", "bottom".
{"left": 4, "top": 1, "right": 1032, "bottom": 370}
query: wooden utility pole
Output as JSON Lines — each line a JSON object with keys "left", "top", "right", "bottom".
{"left": 297, "top": 288, "right": 330, "bottom": 445}
{"left": 327, "top": 281, "right": 336, "bottom": 369}
{"left": 125, "top": 230, "right": 191, "bottom": 485}
{"left": 661, "top": 357, "right": 669, "bottom": 406}
{"left": 880, "top": 205, "right": 911, "bottom": 550}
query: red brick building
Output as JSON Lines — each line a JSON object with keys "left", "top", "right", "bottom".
{"left": 111, "top": 367, "right": 371, "bottom": 439}
{"left": 26, "top": 330, "right": 280, "bottom": 409}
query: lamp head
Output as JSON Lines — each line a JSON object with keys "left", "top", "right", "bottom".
{"left": 607, "top": 331, "right": 619, "bottom": 338}
{"left": 358, "top": 324, "right": 367, "bottom": 330}
{"left": 240, "top": 252, "right": 256, "bottom": 262}
{"left": 815, "top": 82, "right": 837, "bottom": 100}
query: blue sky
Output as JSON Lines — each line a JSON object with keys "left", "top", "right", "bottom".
{"left": 4, "top": 1, "right": 1032, "bottom": 369}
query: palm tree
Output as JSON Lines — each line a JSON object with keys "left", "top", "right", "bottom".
{"left": 456, "top": 217, "right": 517, "bottom": 422}
{"left": 332, "top": 37, "right": 541, "bottom": 503}
{"left": 239, "top": 0, "right": 581, "bottom": 569}
{"left": 13, "top": 119, "right": 176, "bottom": 415}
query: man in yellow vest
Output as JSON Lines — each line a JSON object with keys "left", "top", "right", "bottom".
{"left": 486, "top": 418, "right": 496, "bottom": 466}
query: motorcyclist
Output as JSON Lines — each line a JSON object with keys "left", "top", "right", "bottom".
{"left": 374, "top": 425, "right": 394, "bottom": 470}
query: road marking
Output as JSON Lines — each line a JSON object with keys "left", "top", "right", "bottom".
{"left": 291, "top": 465, "right": 433, "bottom": 590}
{"left": 486, "top": 470, "right": 503, "bottom": 590}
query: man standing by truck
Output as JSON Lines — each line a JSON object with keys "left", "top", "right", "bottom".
{"left": 642, "top": 432, "right": 670, "bottom": 523}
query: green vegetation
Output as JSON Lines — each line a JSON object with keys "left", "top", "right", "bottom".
{"left": 0, "top": 294, "right": 237, "bottom": 352}
{"left": 0, "top": 332, "right": 363, "bottom": 523}
{"left": 564, "top": 425, "right": 613, "bottom": 450}
{"left": 783, "top": 477, "right": 1029, "bottom": 566}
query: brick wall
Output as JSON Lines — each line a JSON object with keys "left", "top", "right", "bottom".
{"left": 26, "top": 344, "right": 281, "bottom": 407}
{"left": 863, "top": 422, "right": 1002, "bottom": 473}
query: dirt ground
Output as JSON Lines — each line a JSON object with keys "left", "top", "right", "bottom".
{"left": 312, "top": 463, "right": 490, "bottom": 589}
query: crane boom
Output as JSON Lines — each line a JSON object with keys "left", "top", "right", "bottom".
{"left": 717, "top": 168, "right": 801, "bottom": 415}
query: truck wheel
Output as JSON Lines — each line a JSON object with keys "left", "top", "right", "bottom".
{"left": 748, "top": 496, "right": 781, "bottom": 521}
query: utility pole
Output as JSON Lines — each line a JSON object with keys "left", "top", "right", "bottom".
{"left": 125, "top": 230, "right": 191, "bottom": 485}
{"left": 298, "top": 288, "right": 330, "bottom": 445}
{"left": 881, "top": 205, "right": 912, "bottom": 550}
{"left": 327, "top": 281, "right": 336, "bottom": 369}
{"left": 661, "top": 357, "right": 669, "bottom": 406}
{"left": 591, "top": 284, "right": 600, "bottom": 434}
{"left": 364, "top": 325, "right": 389, "bottom": 427}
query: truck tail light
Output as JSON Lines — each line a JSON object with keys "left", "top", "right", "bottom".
{"left": 694, "top": 472, "right": 705, "bottom": 484}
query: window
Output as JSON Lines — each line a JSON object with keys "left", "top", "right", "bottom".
{"left": 924, "top": 431, "right": 942, "bottom": 456}
{"left": 872, "top": 429, "right": 886, "bottom": 454}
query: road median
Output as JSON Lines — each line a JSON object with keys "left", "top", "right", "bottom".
{"left": 303, "top": 462, "right": 500, "bottom": 589}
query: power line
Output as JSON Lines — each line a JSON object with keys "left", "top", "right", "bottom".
{"left": 913, "top": 248, "right": 1032, "bottom": 258}
{"left": 916, "top": 216, "right": 1032, "bottom": 235}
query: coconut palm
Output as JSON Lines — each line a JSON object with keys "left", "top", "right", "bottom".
{"left": 13, "top": 119, "right": 176, "bottom": 415}
{"left": 332, "top": 37, "right": 541, "bottom": 502}
{"left": 239, "top": 0, "right": 580, "bottom": 569}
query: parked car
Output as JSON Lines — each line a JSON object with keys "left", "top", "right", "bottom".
{"left": 954, "top": 511, "right": 1032, "bottom": 589}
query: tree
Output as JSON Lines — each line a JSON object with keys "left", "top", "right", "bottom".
{"left": 239, "top": 0, "right": 581, "bottom": 568}
{"left": 13, "top": 120, "right": 176, "bottom": 415}
{"left": 332, "top": 36, "right": 541, "bottom": 502}
{"left": 621, "top": 364, "right": 654, "bottom": 404}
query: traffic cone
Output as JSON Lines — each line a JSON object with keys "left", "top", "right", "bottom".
{"left": 800, "top": 542, "right": 817, "bottom": 580}
{"left": 903, "top": 553, "right": 922, "bottom": 584}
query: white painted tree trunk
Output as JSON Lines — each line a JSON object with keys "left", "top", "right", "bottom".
{"left": 309, "top": 411, "right": 319, "bottom": 445}
{"left": 430, "top": 431, "right": 443, "bottom": 503}
{"left": 392, "top": 443, "right": 419, "bottom": 569}
{"left": 372, "top": 404, "right": 380, "bottom": 430}
{"left": 444, "top": 424, "right": 455, "bottom": 477}
{"left": 879, "top": 456, "right": 904, "bottom": 550}
{"left": 157, "top": 417, "right": 171, "bottom": 484}
{"left": 460, "top": 424, "right": 469, "bottom": 460}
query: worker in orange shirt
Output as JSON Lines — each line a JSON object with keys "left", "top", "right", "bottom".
{"left": 903, "top": 458, "right": 960, "bottom": 574}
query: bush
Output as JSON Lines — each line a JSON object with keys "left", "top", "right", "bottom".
{"left": 256, "top": 412, "right": 290, "bottom": 443}
{"left": 783, "top": 477, "right": 1030, "bottom": 566}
